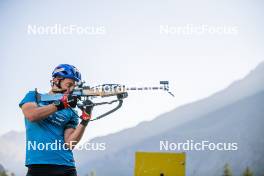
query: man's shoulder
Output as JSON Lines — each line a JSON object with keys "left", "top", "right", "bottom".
{"left": 26, "top": 90, "right": 36, "bottom": 95}
{"left": 26, "top": 89, "right": 46, "bottom": 95}
{"left": 19, "top": 90, "right": 42, "bottom": 107}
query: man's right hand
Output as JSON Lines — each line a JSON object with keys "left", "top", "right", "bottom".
{"left": 54, "top": 94, "right": 78, "bottom": 111}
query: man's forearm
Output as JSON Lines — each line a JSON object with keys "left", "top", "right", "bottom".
{"left": 65, "top": 124, "right": 87, "bottom": 149}
{"left": 22, "top": 103, "right": 58, "bottom": 122}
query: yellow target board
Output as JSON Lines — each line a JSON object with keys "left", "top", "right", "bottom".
{"left": 134, "top": 152, "right": 185, "bottom": 176}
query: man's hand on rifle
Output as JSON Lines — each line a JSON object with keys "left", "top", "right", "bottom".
{"left": 54, "top": 94, "right": 78, "bottom": 111}
{"left": 80, "top": 99, "right": 94, "bottom": 126}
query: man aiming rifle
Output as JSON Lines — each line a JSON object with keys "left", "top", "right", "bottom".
{"left": 19, "top": 64, "right": 91, "bottom": 176}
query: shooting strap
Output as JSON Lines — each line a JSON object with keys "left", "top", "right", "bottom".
{"left": 34, "top": 88, "right": 41, "bottom": 106}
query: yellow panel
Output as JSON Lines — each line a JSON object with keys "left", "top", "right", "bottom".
{"left": 134, "top": 152, "right": 185, "bottom": 176}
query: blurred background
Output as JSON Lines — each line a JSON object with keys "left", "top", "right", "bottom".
{"left": 0, "top": 0, "right": 263, "bottom": 175}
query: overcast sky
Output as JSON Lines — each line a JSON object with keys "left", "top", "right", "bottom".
{"left": 0, "top": 0, "right": 263, "bottom": 141}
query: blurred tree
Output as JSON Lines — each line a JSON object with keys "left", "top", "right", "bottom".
{"left": 243, "top": 166, "right": 253, "bottom": 176}
{"left": 84, "top": 170, "right": 96, "bottom": 176}
{"left": 90, "top": 170, "right": 96, "bottom": 176}
{"left": 0, "top": 171, "right": 8, "bottom": 176}
{"left": 223, "top": 163, "right": 233, "bottom": 176}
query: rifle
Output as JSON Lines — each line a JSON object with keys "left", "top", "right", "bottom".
{"left": 39, "top": 81, "right": 174, "bottom": 121}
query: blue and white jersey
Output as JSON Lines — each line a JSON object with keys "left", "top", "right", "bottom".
{"left": 19, "top": 91, "right": 79, "bottom": 167}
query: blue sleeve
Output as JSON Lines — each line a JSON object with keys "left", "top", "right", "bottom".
{"left": 19, "top": 91, "right": 37, "bottom": 108}
{"left": 65, "top": 110, "right": 79, "bottom": 129}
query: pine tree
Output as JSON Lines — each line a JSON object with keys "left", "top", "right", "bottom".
{"left": 243, "top": 166, "right": 253, "bottom": 176}
{"left": 223, "top": 163, "right": 233, "bottom": 176}
{"left": 90, "top": 170, "right": 96, "bottom": 176}
{"left": 0, "top": 171, "right": 8, "bottom": 176}
{"left": 84, "top": 170, "right": 96, "bottom": 176}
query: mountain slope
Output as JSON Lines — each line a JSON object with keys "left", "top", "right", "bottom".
{"left": 75, "top": 62, "right": 264, "bottom": 166}
{"left": 78, "top": 90, "right": 264, "bottom": 176}
{"left": 0, "top": 131, "right": 25, "bottom": 175}
{"left": 0, "top": 164, "right": 4, "bottom": 172}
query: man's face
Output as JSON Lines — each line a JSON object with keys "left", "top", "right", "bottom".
{"left": 53, "top": 78, "right": 76, "bottom": 94}
{"left": 61, "top": 78, "right": 76, "bottom": 94}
